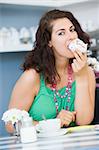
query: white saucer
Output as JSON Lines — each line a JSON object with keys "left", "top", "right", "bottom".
{"left": 37, "top": 129, "right": 67, "bottom": 138}
{"left": 35, "top": 124, "right": 44, "bottom": 133}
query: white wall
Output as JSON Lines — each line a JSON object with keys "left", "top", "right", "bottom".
{"left": 61, "top": 1, "right": 99, "bottom": 32}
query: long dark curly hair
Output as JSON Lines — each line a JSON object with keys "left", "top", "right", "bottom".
{"left": 22, "top": 9, "right": 90, "bottom": 84}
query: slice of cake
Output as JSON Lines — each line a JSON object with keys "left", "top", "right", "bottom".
{"left": 68, "top": 38, "right": 87, "bottom": 53}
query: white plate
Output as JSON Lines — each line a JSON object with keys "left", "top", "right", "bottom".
{"left": 95, "top": 125, "right": 99, "bottom": 131}
{"left": 37, "top": 128, "right": 67, "bottom": 138}
{"left": 35, "top": 124, "right": 44, "bottom": 133}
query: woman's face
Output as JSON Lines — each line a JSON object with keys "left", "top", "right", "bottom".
{"left": 49, "top": 18, "right": 78, "bottom": 59}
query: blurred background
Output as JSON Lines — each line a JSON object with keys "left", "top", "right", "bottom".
{"left": 0, "top": 0, "right": 99, "bottom": 136}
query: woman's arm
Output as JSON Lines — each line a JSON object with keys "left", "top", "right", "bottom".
{"left": 72, "top": 50, "right": 96, "bottom": 125}
{"left": 9, "top": 69, "right": 40, "bottom": 110}
{"left": 75, "top": 66, "right": 95, "bottom": 125}
{"left": 6, "top": 69, "right": 40, "bottom": 133}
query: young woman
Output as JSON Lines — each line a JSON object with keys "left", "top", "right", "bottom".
{"left": 6, "top": 9, "right": 96, "bottom": 133}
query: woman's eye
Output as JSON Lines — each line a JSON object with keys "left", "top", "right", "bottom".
{"left": 58, "top": 32, "right": 65, "bottom": 35}
{"left": 70, "top": 28, "right": 76, "bottom": 32}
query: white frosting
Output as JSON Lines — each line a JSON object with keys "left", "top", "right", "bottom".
{"left": 68, "top": 38, "right": 87, "bottom": 53}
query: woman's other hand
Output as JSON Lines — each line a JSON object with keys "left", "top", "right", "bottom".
{"left": 57, "top": 109, "right": 76, "bottom": 127}
{"left": 5, "top": 122, "right": 15, "bottom": 134}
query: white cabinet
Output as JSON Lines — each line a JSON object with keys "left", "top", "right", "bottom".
{"left": 0, "top": 0, "right": 98, "bottom": 52}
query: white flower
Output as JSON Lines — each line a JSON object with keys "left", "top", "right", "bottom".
{"left": 21, "top": 110, "right": 29, "bottom": 119}
{"left": 94, "top": 62, "right": 99, "bottom": 72}
{"left": 2, "top": 108, "right": 29, "bottom": 125}
{"left": 87, "top": 57, "right": 97, "bottom": 66}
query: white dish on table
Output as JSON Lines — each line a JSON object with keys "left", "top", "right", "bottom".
{"left": 36, "top": 128, "right": 67, "bottom": 138}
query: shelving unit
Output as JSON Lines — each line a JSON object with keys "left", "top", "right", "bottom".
{"left": 0, "top": 0, "right": 98, "bottom": 52}
{"left": 0, "top": 43, "right": 33, "bottom": 53}
{"left": 0, "top": 3, "right": 38, "bottom": 52}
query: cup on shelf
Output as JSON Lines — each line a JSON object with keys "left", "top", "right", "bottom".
{"left": 29, "top": 26, "right": 38, "bottom": 43}
{"left": 19, "top": 27, "right": 31, "bottom": 44}
{"left": 9, "top": 27, "right": 20, "bottom": 45}
{"left": 0, "top": 27, "right": 11, "bottom": 46}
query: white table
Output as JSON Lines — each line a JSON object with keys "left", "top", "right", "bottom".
{"left": 0, "top": 129, "right": 99, "bottom": 150}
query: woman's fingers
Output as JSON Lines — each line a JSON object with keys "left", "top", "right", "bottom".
{"left": 72, "top": 111, "right": 76, "bottom": 122}
{"left": 5, "top": 122, "right": 15, "bottom": 133}
{"left": 72, "top": 50, "right": 87, "bottom": 73}
{"left": 73, "top": 51, "right": 83, "bottom": 63}
{"left": 61, "top": 117, "right": 71, "bottom": 126}
{"left": 61, "top": 112, "right": 76, "bottom": 126}
{"left": 57, "top": 110, "right": 76, "bottom": 127}
{"left": 74, "top": 50, "right": 86, "bottom": 60}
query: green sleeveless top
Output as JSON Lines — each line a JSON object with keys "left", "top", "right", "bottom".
{"left": 29, "top": 76, "right": 76, "bottom": 126}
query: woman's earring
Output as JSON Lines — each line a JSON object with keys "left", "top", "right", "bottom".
{"left": 48, "top": 41, "right": 52, "bottom": 47}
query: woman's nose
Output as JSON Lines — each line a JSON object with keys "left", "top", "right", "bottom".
{"left": 66, "top": 31, "right": 75, "bottom": 40}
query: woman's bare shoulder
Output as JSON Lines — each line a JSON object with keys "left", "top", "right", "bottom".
{"left": 9, "top": 69, "right": 40, "bottom": 111}
{"left": 21, "top": 69, "right": 40, "bottom": 83}
{"left": 14, "top": 69, "right": 40, "bottom": 95}
{"left": 21, "top": 69, "right": 40, "bottom": 94}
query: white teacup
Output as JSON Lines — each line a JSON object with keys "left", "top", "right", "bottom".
{"left": 36, "top": 118, "right": 61, "bottom": 133}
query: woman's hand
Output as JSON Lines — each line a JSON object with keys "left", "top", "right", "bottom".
{"left": 57, "top": 109, "right": 76, "bottom": 127}
{"left": 71, "top": 50, "right": 87, "bottom": 74}
{"left": 5, "top": 122, "right": 15, "bottom": 133}
{"left": 33, "top": 120, "right": 39, "bottom": 126}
